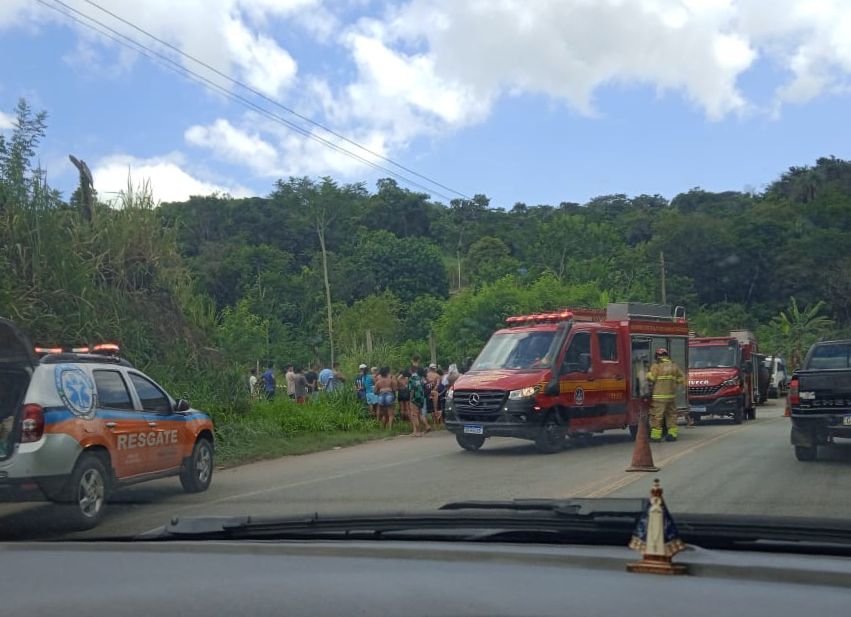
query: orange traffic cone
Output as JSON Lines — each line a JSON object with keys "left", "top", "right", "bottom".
{"left": 626, "top": 410, "right": 659, "bottom": 472}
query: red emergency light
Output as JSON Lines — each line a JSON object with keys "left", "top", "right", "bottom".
{"left": 34, "top": 346, "right": 63, "bottom": 355}
{"left": 92, "top": 343, "right": 120, "bottom": 354}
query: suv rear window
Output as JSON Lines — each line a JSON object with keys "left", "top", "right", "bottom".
{"left": 93, "top": 370, "right": 134, "bottom": 410}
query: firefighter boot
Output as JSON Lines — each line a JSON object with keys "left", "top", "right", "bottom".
{"left": 650, "top": 427, "right": 663, "bottom": 443}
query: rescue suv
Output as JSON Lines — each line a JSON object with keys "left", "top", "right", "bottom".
{"left": 0, "top": 319, "right": 215, "bottom": 529}
{"left": 444, "top": 303, "right": 690, "bottom": 453}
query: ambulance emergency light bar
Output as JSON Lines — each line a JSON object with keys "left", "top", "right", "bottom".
{"left": 505, "top": 307, "right": 612, "bottom": 325}
{"left": 506, "top": 311, "right": 573, "bottom": 325}
{"left": 34, "top": 343, "right": 121, "bottom": 356}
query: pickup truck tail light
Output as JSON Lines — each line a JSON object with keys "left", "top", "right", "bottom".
{"left": 20, "top": 404, "right": 45, "bottom": 443}
{"left": 789, "top": 378, "right": 800, "bottom": 406}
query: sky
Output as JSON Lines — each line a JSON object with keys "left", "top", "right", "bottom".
{"left": 2, "top": 0, "right": 851, "bottom": 208}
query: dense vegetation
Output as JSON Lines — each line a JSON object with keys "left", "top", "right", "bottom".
{"left": 2, "top": 98, "right": 847, "bottom": 429}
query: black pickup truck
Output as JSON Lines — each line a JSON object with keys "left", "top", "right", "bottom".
{"left": 789, "top": 340, "right": 851, "bottom": 461}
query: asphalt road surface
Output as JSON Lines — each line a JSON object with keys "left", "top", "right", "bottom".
{"left": 2, "top": 399, "right": 851, "bottom": 540}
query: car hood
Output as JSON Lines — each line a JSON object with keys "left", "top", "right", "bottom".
{"left": 688, "top": 368, "right": 738, "bottom": 387}
{"left": 0, "top": 318, "right": 36, "bottom": 368}
{"left": 453, "top": 369, "right": 550, "bottom": 391}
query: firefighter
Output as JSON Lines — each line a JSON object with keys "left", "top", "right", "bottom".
{"left": 646, "top": 347, "right": 685, "bottom": 442}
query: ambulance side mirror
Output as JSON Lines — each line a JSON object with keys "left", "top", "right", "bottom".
{"left": 175, "top": 399, "right": 191, "bottom": 412}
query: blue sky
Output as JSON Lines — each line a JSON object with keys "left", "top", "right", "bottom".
{"left": 2, "top": 0, "right": 851, "bottom": 208}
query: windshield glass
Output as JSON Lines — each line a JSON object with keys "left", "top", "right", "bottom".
{"left": 5, "top": 2, "right": 851, "bottom": 549}
{"left": 689, "top": 346, "right": 738, "bottom": 369}
{"left": 470, "top": 331, "right": 556, "bottom": 370}
{"left": 807, "top": 344, "right": 851, "bottom": 370}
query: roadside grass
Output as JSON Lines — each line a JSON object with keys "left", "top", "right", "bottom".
{"left": 212, "top": 390, "right": 431, "bottom": 467}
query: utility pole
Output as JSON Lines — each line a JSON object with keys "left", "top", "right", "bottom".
{"left": 660, "top": 251, "right": 667, "bottom": 305}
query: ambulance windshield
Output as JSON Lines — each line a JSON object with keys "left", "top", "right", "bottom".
{"left": 470, "top": 331, "right": 557, "bottom": 370}
{"left": 689, "top": 345, "right": 738, "bottom": 369}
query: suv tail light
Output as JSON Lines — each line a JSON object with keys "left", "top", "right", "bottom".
{"left": 789, "top": 377, "right": 800, "bottom": 406}
{"left": 20, "top": 404, "right": 45, "bottom": 443}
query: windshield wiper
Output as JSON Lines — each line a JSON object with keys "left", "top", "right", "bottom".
{"left": 138, "top": 498, "right": 647, "bottom": 542}
{"left": 135, "top": 501, "right": 851, "bottom": 557}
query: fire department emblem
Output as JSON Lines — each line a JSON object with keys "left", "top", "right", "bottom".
{"left": 574, "top": 387, "right": 585, "bottom": 405}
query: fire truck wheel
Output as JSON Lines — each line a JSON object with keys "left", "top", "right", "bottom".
{"left": 535, "top": 414, "right": 565, "bottom": 454}
{"left": 455, "top": 433, "right": 485, "bottom": 451}
{"left": 795, "top": 445, "right": 817, "bottom": 462}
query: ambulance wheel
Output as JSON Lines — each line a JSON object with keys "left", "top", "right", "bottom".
{"left": 181, "top": 438, "right": 214, "bottom": 493}
{"left": 535, "top": 414, "right": 565, "bottom": 454}
{"left": 63, "top": 453, "right": 109, "bottom": 530}
{"left": 455, "top": 433, "right": 485, "bottom": 451}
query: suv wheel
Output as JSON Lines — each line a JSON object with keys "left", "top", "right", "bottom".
{"left": 535, "top": 414, "right": 565, "bottom": 454}
{"left": 63, "top": 453, "right": 109, "bottom": 530}
{"left": 180, "top": 438, "right": 214, "bottom": 493}
{"left": 455, "top": 433, "right": 485, "bottom": 451}
{"left": 795, "top": 445, "right": 817, "bottom": 462}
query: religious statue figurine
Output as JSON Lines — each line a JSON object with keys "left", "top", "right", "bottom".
{"left": 627, "top": 478, "right": 688, "bottom": 575}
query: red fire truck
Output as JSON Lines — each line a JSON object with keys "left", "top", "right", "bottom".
{"left": 444, "top": 303, "right": 690, "bottom": 453}
{"left": 687, "top": 330, "right": 758, "bottom": 424}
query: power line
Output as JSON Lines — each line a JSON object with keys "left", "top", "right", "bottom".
{"left": 40, "top": 0, "right": 455, "bottom": 201}
{"left": 81, "top": 0, "right": 469, "bottom": 200}
{"left": 35, "top": 0, "right": 463, "bottom": 202}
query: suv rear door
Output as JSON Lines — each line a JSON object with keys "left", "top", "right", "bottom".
{"left": 127, "top": 372, "right": 184, "bottom": 471}
{"left": 0, "top": 319, "right": 36, "bottom": 461}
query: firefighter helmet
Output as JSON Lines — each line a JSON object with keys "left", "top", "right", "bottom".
{"left": 655, "top": 347, "right": 669, "bottom": 357}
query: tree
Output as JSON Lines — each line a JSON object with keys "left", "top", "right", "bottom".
{"left": 336, "top": 291, "right": 402, "bottom": 351}
{"left": 769, "top": 297, "right": 834, "bottom": 369}
{"left": 465, "top": 236, "right": 519, "bottom": 284}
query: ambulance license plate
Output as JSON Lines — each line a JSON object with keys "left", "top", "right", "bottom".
{"left": 690, "top": 406, "right": 707, "bottom": 413}
{"left": 843, "top": 415, "right": 851, "bottom": 426}
{"left": 464, "top": 425, "right": 484, "bottom": 435}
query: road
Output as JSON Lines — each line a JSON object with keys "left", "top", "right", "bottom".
{"left": 3, "top": 399, "right": 851, "bottom": 540}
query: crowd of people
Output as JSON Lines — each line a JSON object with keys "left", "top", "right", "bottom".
{"left": 248, "top": 355, "right": 462, "bottom": 437}
{"left": 249, "top": 362, "right": 346, "bottom": 403}
{"left": 354, "top": 355, "right": 461, "bottom": 436}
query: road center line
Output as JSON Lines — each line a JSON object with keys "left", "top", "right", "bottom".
{"left": 577, "top": 417, "right": 784, "bottom": 499}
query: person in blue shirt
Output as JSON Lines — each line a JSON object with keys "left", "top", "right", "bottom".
{"left": 318, "top": 366, "right": 333, "bottom": 390}
{"left": 261, "top": 363, "right": 277, "bottom": 400}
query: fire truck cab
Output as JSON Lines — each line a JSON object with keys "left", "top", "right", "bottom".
{"left": 688, "top": 330, "right": 758, "bottom": 424}
{"left": 444, "top": 303, "right": 690, "bottom": 453}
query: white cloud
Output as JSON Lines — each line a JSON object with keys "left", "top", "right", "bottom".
{"left": 222, "top": 16, "right": 298, "bottom": 98}
{"left": 0, "top": 111, "right": 15, "bottom": 130}
{"left": 91, "top": 153, "right": 253, "bottom": 203}
{"left": 185, "top": 118, "right": 280, "bottom": 176}
{"left": 12, "top": 0, "right": 851, "bottom": 187}
{"left": 9, "top": 0, "right": 325, "bottom": 99}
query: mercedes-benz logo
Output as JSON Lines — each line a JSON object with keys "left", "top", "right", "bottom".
{"left": 468, "top": 393, "right": 481, "bottom": 406}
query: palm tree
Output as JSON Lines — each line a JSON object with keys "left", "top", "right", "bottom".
{"left": 770, "top": 297, "right": 834, "bottom": 369}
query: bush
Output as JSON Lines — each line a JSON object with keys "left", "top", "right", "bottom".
{"left": 212, "top": 389, "right": 379, "bottom": 464}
